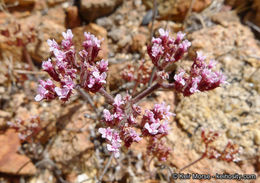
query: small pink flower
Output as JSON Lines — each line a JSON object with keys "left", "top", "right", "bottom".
{"left": 196, "top": 51, "right": 206, "bottom": 62}
{"left": 113, "top": 94, "right": 124, "bottom": 108}
{"left": 98, "top": 127, "right": 114, "bottom": 141}
{"left": 113, "top": 110, "right": 124, "bottom": 121}
{"left": 82, "top": 32, "right": 101, "bottom": 63}
{"left": 35, "top": 79, "right": 57, "bottom": 101}
{"left": 153, "top": 102, "right": 174, "bottom": 120}
{"left": 42, "top": 59, "right": 53, "bottom": 71}
{"left": 97, "top": 59, "right": 108, "bottom": 73}
{"left": 175, "top": 31, "right": 185, "bottom": 44}
{"left": 157, "top": 71, "right": 169, "bottom": 81}
{"left": 54, "top": 49, "right": 66, "bottom": 61}
{"left": 158, "top": 28, "right": 169, "bottom": 37}
{"left": 148, "top": 29, "right": 190, "bottom": 69}
{"left": 174, "top": 70, "right": 186, "bottom": 86}
{"left": 127, "top": 115, "right": 136, "bottom": 125}
{"left": 84, "top": 32, "right": 101, "bottom": 48}
{"left": 55, "top": 87, "right": 70, "bottom": 101}
{"left": 93, "top": 71, "right": 106, "bottom": 84}
{"left": 121, "top": 127, "right": 142, "bottom": 148}
{"left": 132, "top": 104, "right": 142, "bottom": 116}
{"left": 103, "top": 109, "right": 114, "bottom": 122}
{"left": 189, "top": 76, "right": 201, "bottom": 94}
{"left": 158, "top": 121, "right": 170, "bottom": 135}
{"left": 62, "top": 29, "right": 73, "bottom": 49}
{"left": 80, "top": 63, "right": 107, "bottom": 92}
{"left": 106, "top": 131, "right": 122, "bottom": 158}
{"left": 62, "top": 29, "right": 73, "bottom": 41}
{"left": 141, "top": 110, "right": 156, "bottom": 126}
{"left": 175, "top": 51, "right": 226, "bottom": 96}
{"left": 174, "top": 40, "right": 191, "bottom": 61}
{"left": 144, "top": 122, "right": 160, "bottom": 135}
{"left": 151, "top": 42, "right": 164, "bottom": 58}
{"left": 107, "top": 144, "right": 120, "bottom": 158}
{"left": 47, "top": 39, "right": 59, "bottom": 52}
{"left": 42, "top": 59, "right": 60, "bottom": 81}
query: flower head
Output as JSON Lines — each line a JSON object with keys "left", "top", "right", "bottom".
{"left": 147, "top": 29, "right": 190, "bottom": 69}
{"left": 47, "top": 39, "right": 59, "bottom": 52}
{"left": 35, "top": 79, "right": 57, "bottom": 101}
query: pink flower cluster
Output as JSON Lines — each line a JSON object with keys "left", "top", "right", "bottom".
{"left": 141, "top": 103, "right": 174, "bottom": 136}
{"left": 7, "top": 116, "right": 41, "bottom": 142}
{"left": 147, "top": 28, "right": 191, "bottom": 70}
{"left": 99, "top": 94, "right": 142, "bottom": 158}
{"left": 201, "top": 129, "right": 242, "bottom": 162}
{"left": 99, "top": 98, "right": 174, "bottom": 159}
{"left": 147, "top": 137, "right": 171, "bottom": 161}
{"left": 174, "top": 51, "right": 226, "bottom": 96}
{"left": 98, "top": 127, "right": 122, "bottom": 158}
{"left": 140, "top": 103, "right": 175, "bottom": 161}
{"left": 35, "top": 29, "right": 108, "bottom": 102}
{"left": 121, "top": 60, "right": 152, "bottom": 85}
{"left": 34, "top": 28, "right": 232, "bottom": 164}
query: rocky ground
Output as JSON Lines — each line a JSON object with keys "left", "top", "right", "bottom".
{"left": 0, "top": 0, "right": 260, "bottom": 182}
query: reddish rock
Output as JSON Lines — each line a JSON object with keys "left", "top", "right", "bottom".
{"left": 142, "top": 0, "right": 212, "bottom": 21}
{"left": 245, "top": 0, "right": 260, "bottom": 31}
{"left": 4, "top": 0, "right": 35, "bottom": 6}
{"left": 131, "top": 33, "right": 147, "bottom": 53}
{"left": 27, "top": 19, "right": 65, "bottom": 63}
{"left": 79, "top": 0, "right": 123, "bottom": 21}
{"left": 0, "top": 129, "right": 36, "bottom": 175}
{"left": 42, "top": 5, "right": 66, "bottom": 26}
{"left": 66, "top": 6, "right": 81, "bottom": 29}
{"left": 47, "top": 0, "right": 66, "bottom": 6}
{"left": 107, "top": 62, "right": 128, "bottom": 91}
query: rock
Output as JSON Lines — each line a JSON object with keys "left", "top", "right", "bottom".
{"left": 254, "top": 129, "right": 260, "bottom": 145}
{"left": 131, "top": 33, "right": 147, "bottom": 53}
{"left": 118, "top": 35, "right": 132, "bottom": 49}
{"left": 249, "top": 68, "right": 260, "bottom": 93}
{"left": 224, "top": 0, "right": 243, "bottom": 7}
{"left": 0, "top": 6, "right": 66, "bottom": 64}
{"left": 4, "top": 0, "right": 35, "bottom": 7}
{"left": 175, "top": 18, "right": 260, "bottom": 160}
{"left": 245, "top": 0, "right": 260, "bottom": 37}
{"left": 26, "top": 6, "right": 66, "bottom": 63}
{"left": 211, "top": 11, "right": 239, "bottom": 27}
{"left": 253, "top": 0, "right": 260, "bottom": 26}
{"left": 27, "top": 19, "right": 65, "bottom": 63}
{"left": 48, "top": 105, "right": 94, "bottom": 172}
{"left": 0, "top": 110, "right": 11, "bottom": 118}
{"left": 142, "top": 0, "right": 212, "bottom": 21}
{"left": 107, "top": 61, "right": 128, "bottom": 91}
{"left": 79, "top": 0, "right": 123, "bottom": 22}
{"left": 189, "top": 21, "right": 260, "bottom": 58}
{"left": 0, "top": 129, "right": 36, "bottom": 175}
{"left": 96, "top": 17, "right": 114, "bottom": 31}
{"left": 108, "top": 26, "right": 126, "bottom": 42}
{"left": 66, "top": 6, "right": 81, "bottom": 29}
{"left": 47, "top": 0, "right": 66, "bottom": 6}
{"left": 72, "top": 23, "right": 108, "bottom": 60}
{"left": 225, "top": 0, "right": 260, "bottom": 37}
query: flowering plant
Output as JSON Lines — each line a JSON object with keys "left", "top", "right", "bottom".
{"left": 35, "top": 28, "right": 231, "bottom": 163}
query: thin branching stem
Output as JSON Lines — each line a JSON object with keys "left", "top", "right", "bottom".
{"left": 78, "top": 88, "right": 99, "bottom": 113}
{"left": 98, "top": 87, "right": 114, "bottom": 105}
{"left": 99, "top": 154, "right": 113, "bottom": 182}
{"left": 179, "top": 154, "right": 205, "bottom": 172}
{"left": 132, "top": 83, "right": 160, "bottom": 104}
{"left": 150, "top": 0, "right": 157, "bottom": 41}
